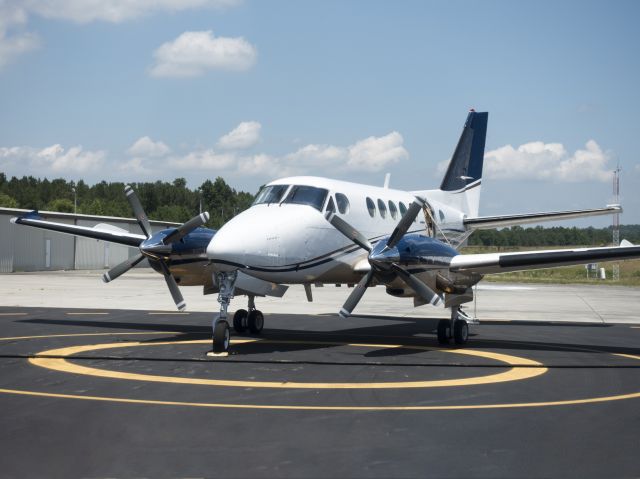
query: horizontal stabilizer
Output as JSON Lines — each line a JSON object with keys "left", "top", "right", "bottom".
{"left": 464, "top": 205, "right": 621, "bottom": 230}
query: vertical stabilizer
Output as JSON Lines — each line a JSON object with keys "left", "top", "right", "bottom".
{"left": 439, "top": 110, "right": 488, "bottom": 217}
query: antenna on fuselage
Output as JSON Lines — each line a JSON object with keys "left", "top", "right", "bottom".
{"left": 383, "top": 173, "right": 391, "bottom": 189}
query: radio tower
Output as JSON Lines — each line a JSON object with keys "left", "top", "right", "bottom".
{"left": 612, "top": 164, "right": 621, "bottom": 281}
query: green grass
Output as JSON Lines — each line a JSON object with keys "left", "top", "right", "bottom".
{"left": 460, "top": 246, "right": 640, "bottom": 287}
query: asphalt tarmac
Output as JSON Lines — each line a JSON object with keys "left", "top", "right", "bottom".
{"left": 1, "top": 289, "right": 640, "bottom": 478}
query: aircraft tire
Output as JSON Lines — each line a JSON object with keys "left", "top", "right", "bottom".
{"left": 454, "top": 319, "right": 469, "bottom": 345}
{"left": 233, "top": 309, "right": 248, "bottom": 333}
{"left": 213, "top": 320, "right": 230, "bottom": 353}
{"left": 437, "top": 319, "right": 450, "bottom": 345}
{"left": 248, "top": 310, "right": 264, "bottom": 334}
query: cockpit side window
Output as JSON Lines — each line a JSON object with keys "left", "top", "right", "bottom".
{"left": 325, "top": 196, "right": 336, "bottom": 213}
{"left": 253, "top": 185, "right": 289, "bottom": 205}
{"left": 283, "top": 185, "right": 329, "bottom": 211}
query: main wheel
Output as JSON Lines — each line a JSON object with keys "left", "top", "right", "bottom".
{"left": 233, "top": 309, "right": 248, "bottom": 333}
{"left": 437, "top": 319, "right": 450, "bottom": 345}
{"left": 213, "top": 320, "right": 230, "bottom": 353}
{"left": 453, "top": 319, "right": 469, "bottom": 345}
{"left": 248, "top": 310, "right": 264, "bottom": 334}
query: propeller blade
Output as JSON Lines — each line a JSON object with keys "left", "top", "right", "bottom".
{"left": 125, "top": 185, "right": 152, "bottom": 239}
{"left": 102, "top": 253, "right": 145, "bottom": 283}
{"left": 339, "top": 270, "right": 374, "bottom": 318}
{"left": 158, "top": 261, "right": 186, "bottom": 311}
{"left": 162, "top": 212, "right": 210, "bottom": 245}
{"left": 325, "top": 211, "right": 372, "bottom": 252}
{"left": 386, "top": 198, "right": 426, "bottom": 250}
{"left": 391, "top": 264, "right": 442, "bottom": 306}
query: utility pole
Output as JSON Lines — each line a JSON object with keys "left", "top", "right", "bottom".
{"left": 612, "top": 164, "right": 621, "bottom": 281}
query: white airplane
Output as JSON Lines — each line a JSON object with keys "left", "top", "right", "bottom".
{"left": 11, "top": 111, "right": 640, "bottom": 354}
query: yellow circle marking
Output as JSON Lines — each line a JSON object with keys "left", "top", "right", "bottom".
{"left": 3, "top": 333, "right": 640, "bottom": 410}
{"left": 29, "top": 339, "right": 546, "bottom": 389}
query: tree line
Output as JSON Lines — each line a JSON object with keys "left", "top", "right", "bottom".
{"left": 0, "top": 173, "right": 254, "bottom": 228}
{"left": 1, "top": 172, "right": 638, "bottom": 243}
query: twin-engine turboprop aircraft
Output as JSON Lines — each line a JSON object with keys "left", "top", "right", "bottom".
{"left": 11, "top": 111, "right": 640, "bottom": 354}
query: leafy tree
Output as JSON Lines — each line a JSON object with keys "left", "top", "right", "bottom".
{"left": 46, "top": 198, "right": 75, "bottom": 213}
{"left": 0, "top": 193, "right": 18, "bottom": 208}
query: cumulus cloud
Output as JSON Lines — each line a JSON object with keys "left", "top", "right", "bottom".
{"left": 484, "top": 140, "right": 612, "bottom": 182}
{"left": 0, "top": 3, "right": 40, "bottom": 70}
{"left": 217, "top": 121, "right": 261, "bottom": 150}
{"left": 127, "top": 136, "right": 170, "bottom": 157}
{"left": 150, "top": 30, "right": 257, "bottom": 77}
{"left": 167, "top": 149, "right": 235, "bottom": 170}
{"left": 0, "top": 144, "right": 105, "bottom": 173}
{"left": 22, "top": 0, "right": 241, "bottom": 24}
{"left": 346, "top": 131, "right": 408, "bottom": 172}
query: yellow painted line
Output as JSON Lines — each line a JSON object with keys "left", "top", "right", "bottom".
{"left": 66, "top": 312, "right": 109, "bottom": 316}
{"left": 30, "top": 339, "right": 547, "bottom": 389}
{"left": 0, "top": 332, "right": 177, "bottom": 341}
{"left": 0, "top": 312, "right": 28, "bottom": 316}
{"left": 614, "top": 353, "right": 640, "bottom": 361}
{"left": 1, "top": 387, "right": 640, "bottom": 411}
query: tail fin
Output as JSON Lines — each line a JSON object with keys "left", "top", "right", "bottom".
{"left": 439, "top": 110, "right": 488, "bottom": 217}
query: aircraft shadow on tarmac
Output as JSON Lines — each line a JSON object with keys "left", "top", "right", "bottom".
{"left": 18, "top": 311, "right": 640, "bottom": 364}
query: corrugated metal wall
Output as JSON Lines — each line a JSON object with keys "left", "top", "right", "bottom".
{"left": 0, "top": 209, "right": 178, "bottom": 272}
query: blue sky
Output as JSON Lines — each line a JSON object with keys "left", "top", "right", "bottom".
{"left": 1, "top": 0, "right": 639, "bottom": 225}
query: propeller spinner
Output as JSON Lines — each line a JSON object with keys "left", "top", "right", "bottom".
{"left": 102, "top": 185, "right": 210, "bottom": 311}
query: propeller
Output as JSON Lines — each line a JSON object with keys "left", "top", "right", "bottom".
{"left": 325, "top": 197, "right": 442, "bottom": 317}
{"left": 102, "top": 185, "right": 210, "bottom": 311}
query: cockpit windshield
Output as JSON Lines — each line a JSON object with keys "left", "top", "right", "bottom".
{"left": 283, "top": 185, "right": 328, "bottom": 211}
{"left": 253, "top": 184, "right": 289, "bottom": 205}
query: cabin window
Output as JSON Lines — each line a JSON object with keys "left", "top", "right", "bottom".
{"left": 283, "top": 185, "right": 329, "bottom": 211}
{"left": 377, "top": 199, "right": 387, "bottom": 219}
{"left": 325, "top": 196, "right": 336, "bottom": 213}
{"left": 388, "top": 201, "right": 398, "bottom": 220}
{"left": 253, "top": 184, "right": 289, "bottom": 205}
{"left": 439, "top": 210, "right": 445, "bottom": 221}
{"left": 399, "top": 202, "right": 407, "bottom": 216}
{"left": 366, "top": 197, "right": 376, "bottom": 217}
{"left": 335, "top": 193, "right": 350, "bottom": 214}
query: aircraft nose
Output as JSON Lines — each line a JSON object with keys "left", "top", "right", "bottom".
{"left": 206, "top": 215, "right": 250, "bottom": 272}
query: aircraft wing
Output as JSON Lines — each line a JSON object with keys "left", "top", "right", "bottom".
{"left": 11, "top": 212, "right": 145, "bottom": 248}
{"left": 463, "top": 205, "right": 621, "bottom": 230}
{"left": 449, "top": 242, "right": 640, "bottom": 275}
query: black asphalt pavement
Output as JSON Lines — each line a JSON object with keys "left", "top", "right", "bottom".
{"left": 1, "top": 306, "right": 639, "bottom": 478}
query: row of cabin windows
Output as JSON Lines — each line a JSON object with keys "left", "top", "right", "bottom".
{"left": 253, "top": 185, "right": 418, "bottom": 222}
{"left": 366, "top": 197, "right": 410, "bottom": 220}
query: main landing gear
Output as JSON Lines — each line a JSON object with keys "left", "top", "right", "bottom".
{"left": 437, "top": 307, "right": 473, "bottom": 346}
{"left": 211, "top": 271, "right": 266, "bottom": 355}
{"left": 232, "top": 295, "right": 264, "bottom": 335}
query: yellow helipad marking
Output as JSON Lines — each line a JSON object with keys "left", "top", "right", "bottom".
{"left": 30, "top": 339, "right": 547, "bottom": 389}
{"left": 0, "top": 332, "right": 176, "bottom": 341}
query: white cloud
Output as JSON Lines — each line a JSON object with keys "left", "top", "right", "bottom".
{"left": 150, "top": 30, "right": 257, "bottom": 77}
{"left": 217, "top": 121, "right": 261, "bottom": 150}
{"left": 285, "top": 144, "right": 347, "bottom": 164}
{"left": 0, "top": 144, "right": 105, "bottom": 173}
{"left": 22, "top": 0, "right": 241, "bottom": 24}
{"left": 167, "top": 149, "right": 235, "bottom": 170}
{"left": 127, "top": 136, "right": 170, "bottom": 157}
{"left": 484, "top": 140, "right": 612, "bottom": 182}
{"left": 346, "top": 131, "right": 408, "bottom": 172}
{"left": 0, "top": 3, "right": 39, "bottom": 70}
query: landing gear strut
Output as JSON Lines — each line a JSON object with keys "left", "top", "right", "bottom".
{"left": 232, "top": 295, "right": 264, "bottom": 334}
{"left": 211, "top": 271, "right": 237, "bottom": 354}
{"left": 437, "top": 307, "right": 472, "bottom": 346}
